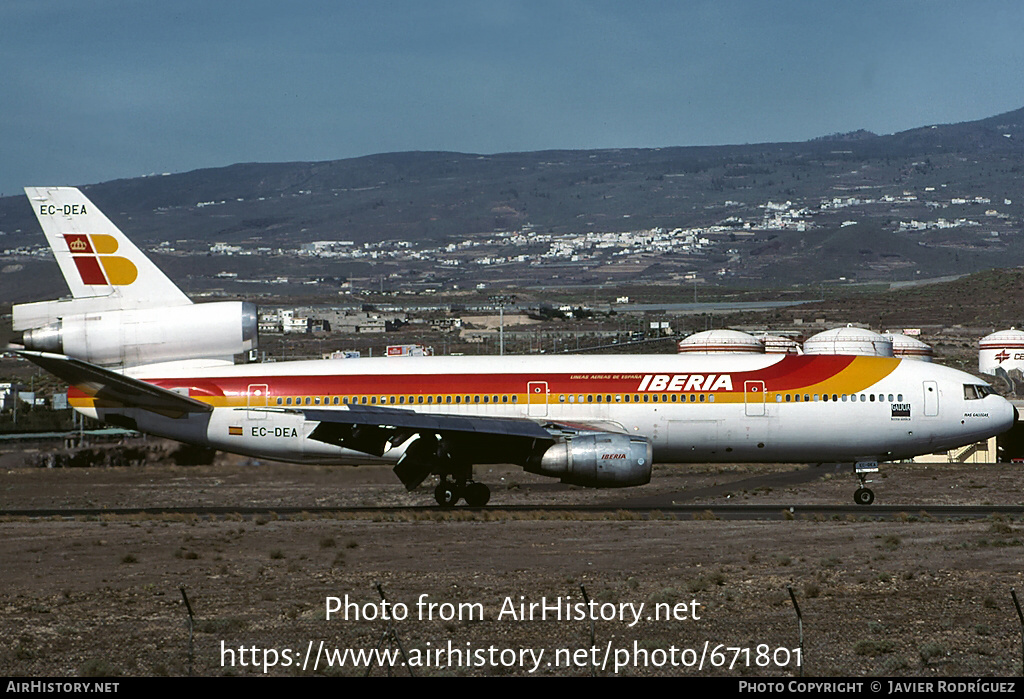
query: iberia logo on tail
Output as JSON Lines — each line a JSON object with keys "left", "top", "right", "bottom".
{"left": 63, "top": 234, "right": 138, "bottom": 286}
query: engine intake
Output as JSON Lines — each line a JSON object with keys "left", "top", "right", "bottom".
{"left": 527, "top": 433, "right": 652, "bottom": 487}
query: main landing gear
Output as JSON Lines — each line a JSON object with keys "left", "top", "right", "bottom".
{"left": 853, "top": 461, "right": 879, "bottom": 506}
{"left": 434, "top": 477, "right": 491, "bottom": 507}
{"left": 392, "top": 434, "right": 494, "bottom": 508}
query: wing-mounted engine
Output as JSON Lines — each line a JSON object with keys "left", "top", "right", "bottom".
{"left": 14, "top": 300, "right": 258, "bottom": 367}
{"left": 527, "top": 433, "right": 652, "bottom": 487}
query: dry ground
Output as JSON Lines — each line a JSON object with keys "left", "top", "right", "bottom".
{"left": 1, "top": 442, "right": 1023, "bottom": 677}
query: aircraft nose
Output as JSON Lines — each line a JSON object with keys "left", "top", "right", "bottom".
{"left": 999, "top": 397, "right": 1018, "bottom": 434}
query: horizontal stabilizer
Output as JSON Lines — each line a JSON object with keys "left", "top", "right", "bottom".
{"left": 17, "top": 351, "right": 212, "bottom": 418}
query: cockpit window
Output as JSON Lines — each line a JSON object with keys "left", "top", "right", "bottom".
{"left": 964, "top": 384, "right": 994, "bottom": 400}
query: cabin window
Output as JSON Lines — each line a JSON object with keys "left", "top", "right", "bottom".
{"left": 700, "top": 394, "right": 706, "bottom": 403}
{"left": 615, "top": 395, "right": 621, "bottom": 402}
{"left": 483, "top": 396, "right": 489, "bottom": 404}
{"left": 587, "top": 395, "right": 594, "bottom": 403}
{"left": 503, "top": 395, "right": 509, "bottom": 403}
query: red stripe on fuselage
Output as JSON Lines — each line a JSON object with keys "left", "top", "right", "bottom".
{"left": 72, "top": 355, "right": 872, "bottom": 401}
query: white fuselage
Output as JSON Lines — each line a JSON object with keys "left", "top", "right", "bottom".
{"left": 71, "top": 353, "right": 1016, "bottom": 467}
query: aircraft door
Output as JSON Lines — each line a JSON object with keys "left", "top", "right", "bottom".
{"left": 744, "top": 380, "right": 766, "bottom": 417}
{"left": 248, "top": 383, "right": 269, "bottom": 420}
{"left": 527, "top": 381, "right": 548, "bottom": 417}
{"left": 923, "top": 380, "right": 939, "bottom": 417}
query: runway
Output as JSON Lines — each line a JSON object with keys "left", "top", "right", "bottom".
{"left": 3, "top": 503, "right": 1022, "bottom": 520}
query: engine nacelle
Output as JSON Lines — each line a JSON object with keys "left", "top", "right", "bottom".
{"left": 527, "top": 433, "right": 652, "bottom": 487}
{"left": 20, "top": 301, "right": 258, "bottom": 367}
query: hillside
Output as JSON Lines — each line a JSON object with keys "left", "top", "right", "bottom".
{"left": 2, "top": 106, "right": 1023, "bottom": 292}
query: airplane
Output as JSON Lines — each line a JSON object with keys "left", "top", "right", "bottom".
{"left": 9, "top": 187, "right": 1018, "bottom": 507}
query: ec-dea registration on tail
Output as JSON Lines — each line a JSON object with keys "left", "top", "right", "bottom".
{"left": 10, "top": 187, "right": 1016, "bottom": 507}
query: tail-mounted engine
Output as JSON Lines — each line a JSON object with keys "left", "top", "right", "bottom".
{"left": 527, "top": 433, "right": 652, "bottom": 487}
{"left": 16, "top": 301, "right": 258, "bottom": 367}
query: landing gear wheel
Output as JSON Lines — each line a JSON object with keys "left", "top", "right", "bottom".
{"left": 463, "top": 482, "right": 491, "bottom": 507}
{"left": 854, "top": 487, "right": 875, "bottom": 506}
{"left": 434, "top": 481, "right": 460, "bottom": 508}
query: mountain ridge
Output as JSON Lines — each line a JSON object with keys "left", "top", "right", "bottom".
{"left": 1, "top": 105, "right": 1022, "bottom": 290}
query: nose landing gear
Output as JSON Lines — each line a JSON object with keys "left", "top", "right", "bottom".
{"left": 853, "top": 461, "right": 878, "bottom": 506}
{"left": 853, "top": 486, "right": 875, "bottom": 506}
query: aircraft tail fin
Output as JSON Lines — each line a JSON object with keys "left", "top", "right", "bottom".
{"left": 24, "top": 187, "right": 191, "bottom": 309}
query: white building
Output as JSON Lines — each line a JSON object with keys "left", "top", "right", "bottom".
{"left": 979, "top": 328, "right": 1024, "bottom": 375}
{"left": 803, "top": 325, "right": 894, "bottom": 357}
{"left": 677, "top": 330, "right": 765, "bottom": 354}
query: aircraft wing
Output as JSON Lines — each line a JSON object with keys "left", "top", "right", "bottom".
{"left": 298, "top": 404, "right": 559, "bottom": 489}
{"left": 301, "top": 405, "right": 554, "bottom": 440}
{"left": 16, "top": 350, "right": 213, "bottom": 418}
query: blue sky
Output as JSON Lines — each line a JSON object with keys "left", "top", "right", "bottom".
{"left": 2, "top": 0, "right": 1023, "bottom": 196}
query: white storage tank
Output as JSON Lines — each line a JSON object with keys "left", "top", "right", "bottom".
{"left": 883, "top": 332, "right": 934, "bottom": 362}
{"left": 754, "top": 333, "right": 803, "bottom": 355}
{"left": 677, "top": 329, "right": 765, "bottom": 354}
{"left": 979, "top": 328, "right": 1024, "bottom": 374}
{"left": 803, "top": 325, "right": 894, "bottom": 357}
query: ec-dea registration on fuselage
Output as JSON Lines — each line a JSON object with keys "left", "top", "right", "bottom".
{"left": 10, "top": 187, "right": 1016, "bottom": 507}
